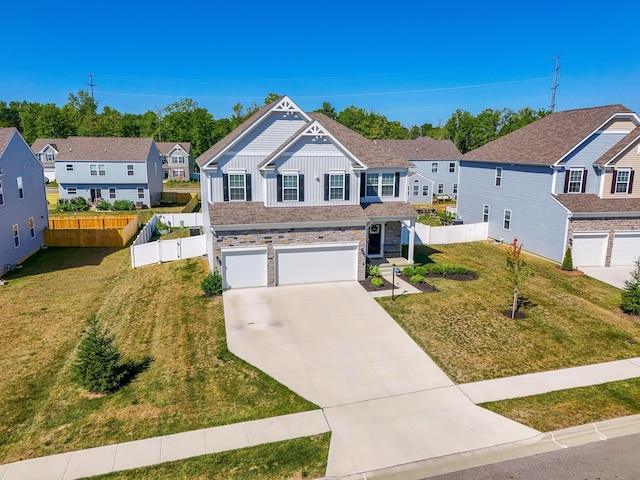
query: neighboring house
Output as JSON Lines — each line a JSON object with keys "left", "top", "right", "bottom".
{"left": 457, "top": 104, "right": 640, "bottom": 267}
{"left": 31, "top": 139, "right": 58, "bottom": 182}
{"left": 156, "top": 142, "right": 194, "bottom": 181}
{"left": 32, "top": 137, "right": 164, "bottom": 207}
{"left": 1, "top": 128, "right": 49, "bottom": 274}
{"left": 197, "top": 96, "right": 418, "bottom": 289}
{"left": 376, "top": 137, "right": 462, "bottom": 203}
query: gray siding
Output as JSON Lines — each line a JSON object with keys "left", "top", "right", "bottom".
{"left": 553, "top": 132, "right": 627, "bottom": 194}
{"left": 458, "top": 161, "right": 568, "bottom": 263}
{"left": 361, "top": 168, "right": 409, "bottom": 203}
{"left": 56, "top": 160, "right": 148, "bottom": 186}
{"left": 0, "top": 132, "right": 48, "bottom": 273}
{"left": 407, "top": 175, "right": 435, "bottom": 203}
{"left": 233, "top": 114, "right": 307, "bottom": 154}
{"left": 146, "top": 146, "right": 163, "bottom": 206}
{"left": 410, "top": 160, "right": 460, "bottom": 199}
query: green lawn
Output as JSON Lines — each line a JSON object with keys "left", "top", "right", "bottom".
{"left": 380, "top": 242, "right": 640, "bottom": 383}
{"left": 88, "top": 434, "right": 330, "bottom": 480}
{"left": 0, "top": 248, "right": 315, "bottom": 464}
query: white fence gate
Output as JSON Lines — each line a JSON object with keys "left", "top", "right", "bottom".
{"left": 402, "top": 222, "right": 488, "bottom": 245}
{"left": 130, "top": 213, "right": 206, "bottom": 268}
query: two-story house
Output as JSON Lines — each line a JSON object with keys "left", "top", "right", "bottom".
{"left": 375, "top": 137, "right": 462, "bottom": 204}
{"left": 197, "top": 96, "right": 418, "bottom": 288}
{"left": 1, "top": 128, "right": 49, "bottom": 275}
{"left": 31, "top": 139, "right": 58, "bottom": 183}
{"left": 33, "top": 137, "right": 164, "bottom": 207}
{"left": 457, "top": 104, "right": 640, "bottom": 267}
{"left": 157, "top": 142, "right": 194, "bottom": 181}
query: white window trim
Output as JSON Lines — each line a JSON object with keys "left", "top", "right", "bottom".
{"left": 137, "top": 187, "right": 145, "bottom": 199}
{"left": 29, "top": 217, "right": 35, "bottom": 238}
{"left": 127, "top": 165, "right": 134, "bottom": 176}
{"left": 68, "top": 187, "right": 77, "bottom": 196}
{"left": 453, "top": 183, "right": 458, "bottom": 194}
{"left": 495, "top": 167, "right": 502, "bottom": 187}
{"left": 329, "top": 173, "right": 345, "bottom": 201}
{"left": 90, "top": 164, "right": 98, "bottom": 176}
{"left": 365, "top": 172, "right": 395, "bottom": 198}
{"left": 412, "top": 184, "right": 420, "bottom": 196}
{"left": 449, "top": 162, "right": 456, "bottom": 173}
{"left": 432, "top": 162, "right": 438, "bottom": 173}
{"left": 66, "top": 164, "right": 74, "bottom": 171}
{"left": 228, "top": 172, "right": 247, "bottom": 201}
{"left": 98, "top": 164, "right": 106, "bottom": 176}
{"left": 109, "top": 188, "right": 117, "bottom": 199}
{"left": 483, "top": 205, "right": 489, "bottom": 222}
{"left": 17, "top": 176, "right": 23, "bottom": 199}
{"left": 615, "top": 168, "right": 631, "bottom": 194}
{"left": 568, "top": 168, "right": 584, "bottom": 193}
{"left": 282, "top": 173, "right": 299, "bottom": 202}
{"left": 13, "top": 224, "right": 19, "bottom": 248}
{"left": 422, "top": 185, "right": 429, "bottom": 196}
{"left": 503, "top": 209, "right": 512, "bottom": 230}
{"left": 437, "top": 183, "right": 444, "bottom": 194}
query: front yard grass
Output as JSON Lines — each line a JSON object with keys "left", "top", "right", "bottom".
{"left": 481, "top": 378, "right": 640, "bottom": 431}
{"left": 0, "top": 248, "right": 315, "bottom": 464}
{"left": 88, "top": 433, "right": 330, "bottom": 480}
{"left": 379, "top": 241, "right": 640, "bottom": 383}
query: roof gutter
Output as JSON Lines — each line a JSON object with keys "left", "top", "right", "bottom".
{"left": 212, "top": 219, "right": 369, "bottom": 231}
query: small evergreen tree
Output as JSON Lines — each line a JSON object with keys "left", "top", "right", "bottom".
{"left": 506, "top": 238, "right": 533, "bottom": 318}
{"left": 561, "top": 247, "right": 574, "bottom": 271}
{"left": 621, "top": 258, "right": 640, "bottom": 315}
{"left": 201, "top": 271, "right": 223, "bottom": 295}
{"left": 71, "top": 318, "right": 124, "bottom": 393}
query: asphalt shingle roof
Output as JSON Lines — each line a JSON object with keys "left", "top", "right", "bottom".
{"left": 0, "top": 128, "right": 17, "bottom": 157}
{"left": 375, "top": 137, "right": 462, "bottom": 160}
{"left": 554, "top": 194, "right": 640, "bottom": 214}
{"left": 463, "top": 105, "right": 634, "bottom": 165}
{"left": 594, "top": 126, "right": 640, "bottom": 165}
{"left": 156, "top": 142, "right": 191, "bottom": 155}
{"left": 32, "top": 137, "right": 157, "bottom": 162}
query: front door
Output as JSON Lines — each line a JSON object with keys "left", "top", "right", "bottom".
{"left": 367, "top": 223, "right": 383, "bottom": 257}
{"left": 90, "top": 188, "right": 102, "bottom": 203}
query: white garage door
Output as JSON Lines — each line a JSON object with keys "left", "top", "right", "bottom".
{"left": 275, "top": 243, "right": 359, "bottom": 286}
{"left": 221, "top": 247, "right": 267, "bottom": 289}
{"left": 611, "top": 232, "right": 640, "bottom": 266}
{"left": 572, "top": 233, "right": 608, "bottom": 267}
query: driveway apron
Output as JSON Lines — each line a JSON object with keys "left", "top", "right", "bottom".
{"left": 223, "top": 281, "right": 539, "bottom": 477}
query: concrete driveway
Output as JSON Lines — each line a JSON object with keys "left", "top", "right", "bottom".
{"left": 223, "top": 282, "right": 539, "bottom": 477}
{"left": 579, "top": 266, "right": 634, "bottom": 289}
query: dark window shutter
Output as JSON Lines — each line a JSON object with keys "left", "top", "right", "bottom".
{"left": 629, "top": 170, "right": 635, "bottom": 194}
{"left": 299, "top": 174, "right": 304, "bottom": 202}
{"left": 581, "top": 170, "right": 588, "bottom": 193}
{"left": 277, "top": 175, "right": 282, "bottom": 202}
{"left": 563, "top": 171, "right": 569, "bottom": 193}
{"left": 611, "top": 170, "right": 618, "bottom": 194}
{"left": 344, "top": 174, "right": 350, "bottom": 201}
{"left": 324, "top": 174, "right": 330, "bottom": 201}
{"left": 223, "top": 174, "right": 229, "bottom": 201}
{"left": 394, "top": 172, "right": 400, "bottom": 197}
{"left": 360, "top": 173, "right": 367, "bottom": 198}
{"left": 245, "top": 174, "right": 252, "bottom": 201}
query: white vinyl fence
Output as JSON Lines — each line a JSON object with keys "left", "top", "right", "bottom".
{"left": 130, "top": 213, "right": 206, "bottom": 268}
{"left": 403, "top": 222, "right": 488, "bottom": 245}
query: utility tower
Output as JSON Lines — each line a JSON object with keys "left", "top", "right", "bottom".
{"left": 549, "top": 56, "right": 560, "bottom": 112}
{"left": 84, "top": 74, "right": 100, "bottom": 102}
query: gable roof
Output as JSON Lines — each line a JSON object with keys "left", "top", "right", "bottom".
{"left": 307, "top": 112, "right": 414, "bottom": 168}
{"left": 375, "top": 137, "right": 462, "bottom": 160}
{"left": 594, "top": 126, "right": 640, "bottom": 166}
{"left": 156, "top": 142, "right": 192, "bottom": 155}
{"left": 0, "top": 128, "right": 17, "bottom": 157}
{"left": 196, "top": 96, "right": 310, "bottom": 168}
{"left": 32, "top": 137, "right": 157, "bottom": 162}
{"left": 554, "top": 193, "right": 640, "bottom": 216}
{"left": 462, "top": 105, "right": 635, "bottom": 165}
{"left": 31, "top": 138, "right": 62, "bottom": 153}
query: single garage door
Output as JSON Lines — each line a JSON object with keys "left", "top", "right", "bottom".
{"left": 572, "top": 233, "right": 608, "bottom": 267}
{"left": 275, "top": 243, "right": 358, "bottom": 286}
{"left": 611, "top": 232, "right": 640, "bottom": 266}
{"left": 221, "top": 247, "right": 267, "bottom": 289}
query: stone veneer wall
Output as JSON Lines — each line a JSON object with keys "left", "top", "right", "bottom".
{"left": 213, "top": 226, "right": 366, "bottom": 286}
{"left": 383, "top": 221, "right": 402, "bottom": 257}
{"left": 569, "top": 217, "right": 640, "bottom": 267}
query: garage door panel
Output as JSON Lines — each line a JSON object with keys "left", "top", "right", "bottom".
{"left": 611, "top": 233, "right": 640, "bottom": 266}
{"left": 572, "top": 233, "right": 607, "bottom": 267}
{"left": 222, "top": 248, "right": 267, "bottom": 289}
{"left": 276, "top": 244, "right": 358, "bottom": 286}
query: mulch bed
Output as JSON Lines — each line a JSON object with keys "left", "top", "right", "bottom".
{"left": 422, "top": 271, "right": 478, "bottom": 281}
{"left": 359, "top": 276, "right": 395, "bottom": 292}
{"left": 502, "top": 309, "right": 527, "bottom": 319}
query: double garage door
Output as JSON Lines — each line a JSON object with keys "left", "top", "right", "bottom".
{"left": 221, "top": 243, "right": 359, "bottom": 289}
{"left": 572, "top": 232, "right": 640, "bottom": 267}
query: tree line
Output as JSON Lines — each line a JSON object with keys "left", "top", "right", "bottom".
{"left": 0, "top": 91, "right": 550, "bottom": 157}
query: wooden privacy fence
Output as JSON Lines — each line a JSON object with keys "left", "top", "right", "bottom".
{"left": 160, "top": 192, "right": 193, "bottom": 204}
{"left": 45, "top": 216, "right": 139, "bottom": 247}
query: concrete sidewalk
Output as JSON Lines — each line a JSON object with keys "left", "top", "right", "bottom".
{"left": 0, "top": 410, "right": 330, "bottom": 480}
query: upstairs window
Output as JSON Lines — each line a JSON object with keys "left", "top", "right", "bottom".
{"left": 29, "top": 217, "right": 35, "bottom": 238}
{"left": 495, "top": 167, "right": 502, "bottom": 187}
{"left": 98, "top": 164, "right": 106, "bottom": 176}
{"left": 66, "top": 164, "right": 74, "bottom": 171}
{"left": 17, "top": 176, "right": 23, "bottom": 199}
{"left": 566, "top": 168, "right": 586, "bottom": 193}
{"left": 45, "top": 152, "right": 54, "bottom": 162}
{"left": 282, "top": 174, "right": 299, "bottom": 201}
{"left": 90, "top": 164, "right": 98, "bottom": 176}
{"left": 380, "top": 173, "right": 395, "bottom": 196}
{"left": 172, "top": 156, "right": 185, "bottom": 164}
{"left": 366, "top": 173, "right": 379, "bottom": 197}
{"left": 432, "top": 163, "right": 438, "bottom": 173}
{"left": 127, "top": 165, "right": 134, "bottom": 176}
{"left": 612, "top": 169, "right": 634, "bottom": 194}
{"left": 365, "top": 172, "right": 397, "bottom": 197}
{"left": 329, "top": 174, "right": 346, "bottom": 200}
{"left": 449, "top": 162, "right": 456, "bottom": 173}
{"left": 223, "top": 173, "right": 252, "bottom": 202}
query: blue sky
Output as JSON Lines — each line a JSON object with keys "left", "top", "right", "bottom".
{"left": 2, "top": 0, "right": 639, "bottom": 127}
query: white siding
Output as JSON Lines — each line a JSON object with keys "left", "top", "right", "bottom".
{"left": 233, "top": 115, "right": 307, "bottom": 155}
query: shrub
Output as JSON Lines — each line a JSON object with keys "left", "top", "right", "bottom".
{"left": 71, "top": 318, "right": 125, "bottom": 394}
{"left": 155, "top": 220, "right": 170, "bottom": 234}
{"left": 402, "top": 266, "right": 415, "bottom": 276}
{"left": 202, "top": 271, "right": 223, "bottom": 295}
{"left": 454, "top": 266, "right": 468, "bottom": 275}
{"left": 57, "top": 197, "right": 89, "bottom": 212}
{"left": 429, "top": 264, "right": 443, "bottom": 275}
{"left": 113, "top": 199, "right": 136, "bottom": 211}
{"left": 621, "top": 258, "right": 640, "bottom": 315}
{"left": 371, "top": 276, "right": 384, "bottom": 288}
{"left": 561, "top": 247, "right": 574, "bottom": 271}
{"left": 409, "top": 274, "right": 425, "bottom": 285}
{"left": 414, "top": 266, "right": 427, "bottom": 276}
{"left": 443, "top": 263, "right": 457, "bottom": 275}
{"left": 97, "top": 199, "right": 112, "bottom": 211}
{"left": 366, "top": 264, "right": 381, "bottom": 278}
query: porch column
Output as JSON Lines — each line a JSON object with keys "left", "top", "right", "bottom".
{"left": 408, "top": 218, "right": 416, "bottom": 264}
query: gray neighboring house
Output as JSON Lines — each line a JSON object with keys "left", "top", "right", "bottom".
{"left": 156, "top": 142, "right": 194, "bottom": 181}
{"left": 33, "top": 137, "right": 164, "bottom": 207}
{"left": 1, "top": 128, "right": 48, "bottom": 275}
{"left": 375, "top": 137, "right": 462, "bottom": 203}
{"left": 197, "top": 96, "right": 418, "bottom": 289}
{"left": 31, "top": 139, "right": 58, "bottom": 183}
{"left": 457, "top": 104, "right": 640, "bottom": 267}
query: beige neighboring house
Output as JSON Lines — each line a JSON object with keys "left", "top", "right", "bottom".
{"left": 156, "top": 142, "right": 194, "bottom": 181}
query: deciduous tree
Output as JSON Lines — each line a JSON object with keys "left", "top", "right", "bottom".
{"left": 506, "top": 238, "right": 533, "bottom": 319}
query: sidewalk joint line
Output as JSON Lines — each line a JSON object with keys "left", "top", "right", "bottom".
{"left": 60, "top": 452, "right": 72, "bottom": 480}
{"left": 550, "top": 432, "right": 568, "bottom": 449}
{"left": 592, "top": 423, "right": 608, "bottom": 440}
